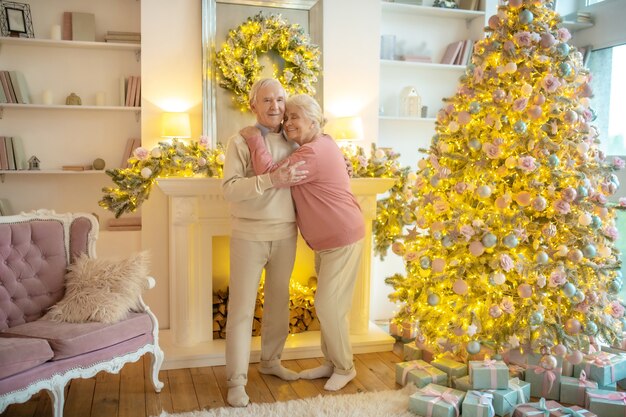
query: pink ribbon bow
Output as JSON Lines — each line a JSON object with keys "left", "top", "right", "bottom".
{"left": 402, "top": 362, "right": 438, "bottom": 385}
{"left": 418, "top": 386, "right": 460, "bottom": 417}
{"left": 530, "top": 365, "right": 558, "bottom": 397}
{"left": 584, "top": 352, "right": 616, "bottom": 382}
{"left": 587, "top": 390, "right": 626, "bottom": 415}
{"left": 577, "top": 370, "right": 597, "bottom": 398}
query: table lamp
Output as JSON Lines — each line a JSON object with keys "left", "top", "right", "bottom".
{"left": 161, "top": 112, "right": 191, "bottom": 139}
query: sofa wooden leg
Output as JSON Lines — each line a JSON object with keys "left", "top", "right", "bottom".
{"left": 47, "top": 385, "right": 65, "bottom": 417}
{"left": 150, "top": 348, "right": 165, "bottom": 392}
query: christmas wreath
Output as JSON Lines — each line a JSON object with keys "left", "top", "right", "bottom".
{"left": 215, "top": 12, "right": 321, "bottom": 110}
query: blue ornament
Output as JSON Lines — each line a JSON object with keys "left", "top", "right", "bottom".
{"left": 469, "top": 101, "right": 481, "bottom": 114}
{"left": 590, "top": 216, "right": 602, "bottom": 229}
{"left": 576, "top": 186, "right": 588, "bottom": 199}
{"left": 519, "top": 9, "right": 534, "bottom": 24}
{"left": 611, "top": 174, "right": 620, "bottom": 187}
{"left": 466, "top": 341, "right": 481, "bottom": 354}
{"left": 503, "top": 234, "right": 519, "bottom": 248}
{"left": 582, "top": 244, "right": 596, "bottom": 258}
{"left": 609, "top": 279, "right": 622, "bottom": 294}
{"left": 562, "top": 282, "right": 577, "bottom": 297}
{"left": 427, "top": 293, "right": 440, "bottom": 306}
{"left": 616, "top": 271, "right": 623, "bottom": 279}
{"left": 477, "top": 185, "right": 492, "bottom": 198}
{"left": 556, "top": 43, "right": 570, "bottom": 57}
{"left": 584, "top": 321, "right": 598, "bottom": 336}
{"left": 468, "top": 138, "right": 481, "bottom": 151}
{"left": 535, "top": 251, "right": 549, "bottom": 264}
{"left": 547, "top": 154, "right": 560, "bottom": 167}
{"left": 482, "top": 233, "right": 497, "bottom": 248}
{"left": 442, "top": 236, "right": 453, "bottom": 247}
{"left": 558, "top": 62, "right": 572, "bottom": 77}
{"left": 530, "top": 311, "right": 544, "bottom": 325}
{"left": 572, "top": 290, "right": 586, "bottom": 304}
{"left": 514, "top": 120, "right": 527, "bottom": 134}
{"left": 420, "top": 256, "right": 432, "bottom": 270}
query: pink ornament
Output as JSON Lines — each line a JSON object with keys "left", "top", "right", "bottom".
{"left": 528, "top": 105, "right": 542, "bottom": 120}
{"left": 567, "top": 350, "right": 584, "bottom": 364}
{"left": 517, "top": 284, "right": 532, "bottom": 298}
{"left": 495, "top": 196, "right": 509, "bottom": 210}
{"left": 432, "top": 258, "right": 446, "bottom": 273}
{"left": 553, "top": 344, "right": 567, "bottom": 356}
{"left": 453, "top": 279, "right": 469, "bottom": 295}
{"left": 565, "top": 318, "right": 582, "bottom": 335}
{"left": 458, "top": 111, "right": 472, "bottom": 125}
{"left": 509, "top": 0, "right": 523, "bottom": 7}
{"left": 469, "top": 241, "right": 485, "bottom": 256}
{"left": 488, "top": 15, "right": 501, "bottom": 29}
{"left": 514, "top": 191, "right": 532, "bottom": 206}
{"left": 533, "top": 94, "right": 546, "bottom": 105}
{"left": 540, "top": 33, "right": 556, "bottom": 48}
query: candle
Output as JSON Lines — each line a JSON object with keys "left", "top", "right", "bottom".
{"left": 96, "top": 92, "right": 106, "bottom": 106}
{"left": 42, "top": 90, "right": 53, "bottom": 105}
{"left": 50, "top": 25, "right": 61, "bottom": 41}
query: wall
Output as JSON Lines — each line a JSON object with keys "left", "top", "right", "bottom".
{"left": 140, "top": 0, "right": 380, "bottom": 328}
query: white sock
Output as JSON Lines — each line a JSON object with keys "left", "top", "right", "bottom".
{"left": 324, "top": 369, "right": 357, "bottom": 391}
{"left": 299, "top": 364, "right": 334, "bottom": 380}
{"left": 227, "top": 386, "right": 249, "bottom": 407}
{"left": 259, "top": 364, "right": 300, "bottom": 381}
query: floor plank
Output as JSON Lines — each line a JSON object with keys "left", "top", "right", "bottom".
{"left": 167, "top": 369, "right": 199, "bottom": 413}
{"left": 91, "top": 370, "right": 121, "bottom": 417}
{"left": 119, "top": 359, "right": 146, "bottom": 417}
{"left": 64, "top": 377, "right": 96, "bottom": 417}
{"left": 356, "top": 352, "right": 398, "bottom": 389}
{"left": 284, "top": 360, "right": 323, "bottom": 399}
{"left": 190, "top": 367, "right": 227, "bottom": 410}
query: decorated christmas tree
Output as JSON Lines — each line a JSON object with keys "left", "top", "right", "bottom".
{"left": 386, "top": 0, "right": 625, "bottom": 361}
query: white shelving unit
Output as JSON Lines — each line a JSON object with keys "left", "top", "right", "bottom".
{"left": 378, "top": 1, "right": 487, "bottom": 169}
{"left": 0, "top": 1, "right": 141, "bottom": 231}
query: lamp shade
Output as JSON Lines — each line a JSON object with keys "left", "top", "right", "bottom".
{"left": 162, "top": 112, "right": 191, "bottom": 138}
{"left": 325, "top": 116, "right": 363, "bottom": 141}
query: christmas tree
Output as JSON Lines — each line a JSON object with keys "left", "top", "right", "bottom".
{"left": 386, "top": 0, "right": 625, "bottom": 361}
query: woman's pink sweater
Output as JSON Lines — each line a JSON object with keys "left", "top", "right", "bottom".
{"left": 246, "top": 133, "right": 364, "bottom": 251}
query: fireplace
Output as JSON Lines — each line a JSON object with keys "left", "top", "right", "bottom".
{"left": 157, "top": 177, "right": 395, "bottom": 369}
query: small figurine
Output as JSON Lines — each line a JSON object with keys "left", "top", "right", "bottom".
{"left": 65, "top": 93, "right": 82, "bottom": 105}
{"left": 28, "top": 156, "right": 41, "bottom": 170}
{"left": 92, "top": 158, "right": 106, "bottom": 170}
{"left": 433, "top": 0, "right": 458, "bottom": 8}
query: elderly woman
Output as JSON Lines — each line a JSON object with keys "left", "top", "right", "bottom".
{"left": 240, "top": 94, "right": 364, "bottom": 391}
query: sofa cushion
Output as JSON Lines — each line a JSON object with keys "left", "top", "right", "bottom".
{"left": 44, "top": 251, "right": 150, "bottom": 324}
{"left": 0, "top": 312, "right": 152, "bottom": 360}
{"left": 0, "top": 337, "right": 54, "bottom": 379}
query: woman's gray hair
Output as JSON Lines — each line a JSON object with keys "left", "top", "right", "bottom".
{"left": 286, "top": 94, "right": 326, "bottom": 130}
{"left": 248, "top": 78, "right": 287, "bottom": 108}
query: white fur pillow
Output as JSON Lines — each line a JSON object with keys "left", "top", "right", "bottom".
{"left": 45, "top": 251, "right": 150, "bottom": 324}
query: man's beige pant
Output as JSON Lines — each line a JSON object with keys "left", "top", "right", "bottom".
{"left": 314, "top": 239, "right": 363, "bottom": 374}
{"left": 225, "top": 236, "right": 297, "bottom": 388}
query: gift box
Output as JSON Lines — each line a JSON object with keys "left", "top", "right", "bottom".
{"left": 395, "top": 360, "right": 447, "bottom": 388}
{"left": 389, "top": 321, "right": 417, "bottom": 341}
{"left": 573, "top": 351, "right": 626, "bottom": 386}
{"left": 452, "top": 375, "right": 471, "bottom": 391}
{"left": 408, "top": 383, "right": 465, "bottom": 417}
{"left": 559, "top": 374, "right": 598, "bottom": 407}
{"left": 432, "top": 357, "right": 468, "bottom": 379}
{"left": 489, "top": 377, "right": 530, "bottom": 417}
{"left": 598, "top": 381, "right": 617, "bottom": 390}
{"left": 525, "top": 354, "right": 562, "bottom": 400}
{"left": 502, "top": 346, "right": 529, "bottom": 367}
{"left": 469, "top": 359, "right": 509, "bottom": 389}
{"left": 512, "top": 399, "right": 561, "bottom": 417}
{"left": 508, "top": 364, "right": 526, "bottom": 380}
{"left": 462, "top": 390, "right": 495, "bottom": 417}
{"left": 403, "top": 343, "right": 435, "bottom": 363}
{"left": 549, "top": 405, "right": 597, "bottom": 417}
{"left": 586, "top": 389, "right": 626, "bottom": 417}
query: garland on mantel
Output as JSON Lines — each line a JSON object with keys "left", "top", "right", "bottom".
{"left": 99, "top": 140, "right": 414, "bottom": 258}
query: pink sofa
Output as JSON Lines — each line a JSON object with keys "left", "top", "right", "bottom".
{"left": 0, "top": 210, "right": 163, "bottom": 417}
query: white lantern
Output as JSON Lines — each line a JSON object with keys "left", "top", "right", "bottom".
{"left": 401, "top": 86, "right": 422, "bottom": 117}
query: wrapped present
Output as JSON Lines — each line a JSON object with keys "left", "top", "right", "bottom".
{"left": 389, "top": 321, "right": 417, "bottom": 341}
{"left": 525, "top": 354, "right": 562, "bottom": 400}
{"left": 462, "top": 390, "right": 495, "bottom": 417}
{"left": 469, "top": 359, "right": 509, "bottom": 390}
{"left": 403, "top": 343, "right": 422, "bottom": 361}
{"left": 395, "top": 360, "right": 447, "bottom": 388}
{"left": 452, "top": 375, "right": 471, "bottom": 391}
{"left": 512, "top": 398, "right": 561, "bottom": 417}
{"left": 509, "top": 364, "right": 526, "bottom": 380}
{"left": 559, "top": 372, "right": 598, "bottom": 407}
{"left": 502, "top": 346, "right": 530, "bottom": 367}
{"left": 549, "top": 405, "right": 597, "bottom": 416}
{"left": 467, "top": 346, "right": 495, "bottom": 362}
{"left": 489, "top": 377, "right": 531, "bottom": 417}
{"left": 600, "top": 346, "right": 626, "bottom": 389}
{"left": 408, "top": 383, "right": 465, "bottom": 417}
{"left": 597, "top": 381, "right": 617, "bottom": 391}
{"left": 573, "top": 351, "right": 626, "bottom": 386}
{"left": 586, "top": 389, "right": 626, "bottom": 417}
{"left": 432, "top": 357, "right": 468, "bottom": 379}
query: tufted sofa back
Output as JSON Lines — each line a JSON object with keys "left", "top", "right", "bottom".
{"left": 0, "top": 213, "right": 94, "bottom": 331}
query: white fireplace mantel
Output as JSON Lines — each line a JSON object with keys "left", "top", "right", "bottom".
{"left": 157, "top": 177, "right": 396, "bottom": 369}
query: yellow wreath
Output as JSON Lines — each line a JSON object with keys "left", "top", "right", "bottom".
{"left": 215, "top": 12, "right": 321, "bottom": 111}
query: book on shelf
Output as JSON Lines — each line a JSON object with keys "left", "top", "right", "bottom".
{"left": 456, "top": 40, "right": 474, "bottom": 66}
{"left": 0, "top": 137, "right": 7, "bottom": 170}
{"left": 0, "top": 80, "right": 6, "bottom": 104}
{"left": 0, "top": 198, "right": 12, "bottom": 216}
{"left": 8, "top": 71, "right": 31, "bottom": 104}
{"left": 11, "top": 136, "right": 26, "bottom": 170}
{"left": 0, "top": 71, "right": 17, "bottom": 104}
{"left": 404, "top": 55, "right": 433, "bottom": 63}
{"left": 104, "top": 31, "right": 140, "bottom": 43}
{"left": 5, "top": 137, "right": 15, "bottom": 170}
{"left": 71, "top": 12, "right": 96, "bottom": 42}
{"left": 133, "top": 76, "right": 141, "bottom": 107}
{"left": 440, "top": 41, "right": 464, "bottom": 65}
{"left": 62, "top": 12, "right": 72, "bottom": 40}
{"left": 62, "top": 165, "right": 92, "bottom": 171}
{"left": 125, "top": 76, "right": 136, "bottom": 107}
{"left": 121, "top": 137, "right": 140, "bottom": 168}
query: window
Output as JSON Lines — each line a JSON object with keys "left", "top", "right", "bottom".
{"left": 588, "top": 43, "right": 626, "bottom": 155}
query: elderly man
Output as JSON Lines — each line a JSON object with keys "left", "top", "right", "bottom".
{"left": 222, "top": 78, "right": 307, "bottom": 407}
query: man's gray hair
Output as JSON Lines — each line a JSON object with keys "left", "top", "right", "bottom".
{"left": 248, "top": 78, "right": 287, "bottom": 108}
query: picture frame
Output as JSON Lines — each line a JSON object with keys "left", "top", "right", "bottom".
{"left": 0, "top": 2, "right": 34, "bottom": 38}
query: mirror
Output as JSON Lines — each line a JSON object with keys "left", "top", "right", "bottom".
{"left": 202, "top": 0, "right": 323, "bottom": 147}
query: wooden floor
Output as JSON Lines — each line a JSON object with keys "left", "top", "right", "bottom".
{"left": 2, "top": 344, "right": 404, "bottom": 417}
